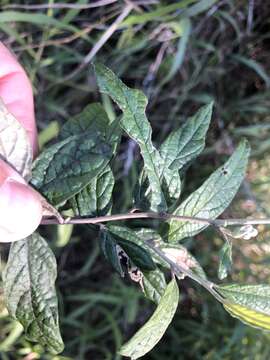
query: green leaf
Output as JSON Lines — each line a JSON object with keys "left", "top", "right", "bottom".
{"left": 38, "top": 121, "right": 59, "bottom": 149}
{"left": 108, "top": 226, "right": 164, "bottom": 266}
{"left": 218, "top": 241, "right": 232, "bottom": 280}
{"left": 141, "top": 269, "right": 167, "bottom": 304}
{"left": 216, "top": 284, "right": 270, "bottom": 331}
{"left": 71, "top": 166, "right": 114, "bottom": 216}
{"left": 0, "top": 11, "right": 80, "bottom": 33}
{"left": 94, "top": 62, "right": 166, "bottom": 211}
{"left": 184, "top": 0, "right": 218, "bottom": 17}
{"left": 113, "top": 235, "right": 156, "bottom": 272}
{"left": 59, "top": 103, "right": 110, "bottom": 139}
{"left": 121, "top": 1, "right": 198, "bottom": 26}
{"left": 136, "top": 167, "right": 181, "bottom": 210}
{"left": 59, "top": 102, "right": 121, "bottom": 153}
{"left": 231, "top": 54, "right": 270, "bottom": 88}
{"left": 109, "top": 226, "right": 207, "bottom": 281}
{"left": 0, "top": 99, "right": 32, "bottom": 180}
{"left": 59, "top": 102, "right": 118, "bottom": 213}
{"left": 121, "top": 0, "right": 217, "bottom": 28}
{"left": 119, "top": 278, "right": 179, "bottom": 359}
{"left": 31, "top": 133, "right": 112, "bottom": 206}
{"left": 2, "top": 233, "right": 64, "bottom": 354}
{"left": 100, "top": 230, "right": 123, "bottom": 276}
{"left": 136, "top": 103, "right": 212, "bottom": 208}
{"left": 168, "top": 140, "right": 250, "bottom": 242}
{"left": 160, "top": 102, "right": 213, "bottom": 171}
{"left": 162, "top": 168, "right": 182, "bottom": 204}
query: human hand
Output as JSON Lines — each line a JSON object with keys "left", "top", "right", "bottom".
{"left": 0, "top": 42, "right": 42, "bottom": 242}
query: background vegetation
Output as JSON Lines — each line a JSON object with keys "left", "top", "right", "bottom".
{"left": 1, "top": 0, "right": 270, "bottom": 359}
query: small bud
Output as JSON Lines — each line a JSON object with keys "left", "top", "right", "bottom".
{"left": 232, "top": 224, "right": 258, "bottom": 240}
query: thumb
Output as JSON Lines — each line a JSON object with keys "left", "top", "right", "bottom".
{"left": 0, "top": 159, "right": 42, "bottom": 242}
{"left": 0, "top": 42, "right": 38, "bottom": 155}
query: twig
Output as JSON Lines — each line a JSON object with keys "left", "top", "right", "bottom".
{"left": 14, "top": 25, "right": 95, "bottom": 51}
{"left": 2, "top": 0, "right": 158, "bottom": 9}
{"left": 40, "top": 211, "right": 270, "bottom": 227}
{"left": 2, "top": 0, "right": 118, "bottom": 10}
{"left": 247, "top": 0, "right": 255, "bottom": 34}
{"left": 62, "top": 4, "right": 133, "bottom": 81}
{"left": 145, "top": 240, "right": 225, "bottom": 302}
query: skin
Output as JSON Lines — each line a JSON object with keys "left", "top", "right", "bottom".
{"left": 0, "top": 42, "right": 38, "bottom": 153}
{"left": 0, "top": 42, "right": 42, "bottom": 242}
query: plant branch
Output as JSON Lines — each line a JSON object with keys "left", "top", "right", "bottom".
{"left": 41, "top": 211, "right": 270, "bottom": 227}
{"left": 2, "top": 0, "right": 119, "bottom": 10}
{"left": 145, "top": 240, "right": 225, "bottom": 303}
{"left": 3, "top": 0, "right": 158, "bottom": 10}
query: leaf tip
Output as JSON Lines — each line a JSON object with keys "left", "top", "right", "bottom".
{"left": 237, "top": 138, "right": 251, "bottom": 161}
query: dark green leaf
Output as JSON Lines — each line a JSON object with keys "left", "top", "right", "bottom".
{"left": 100, "top": 230, "right": 123, "bottom": 276}
{"left": 168, "top": 140, "right": 250, "bottom": 242}
{"left": 119, "top": 278, "right": 179, "bottom": 359}
{"left": 59, "top": 103, "right": 121, "bottom": 153}
{"left": 141, "top": 269, "right": 167, "bottom": 304}
{"left": 59, "top": 103, "right": 110, "bottom": 139}
{"left": 160, "top": 102, "right": 213, "bottom": 171}
{"left": 31, "top": 133, "right": 112, "bottom": 206}
{"left": 71, "top": 166, "right": 114, "bottom": 216}
{"left": 2, "top": 233, "right": 64, "bottom": 354}
{"left": 108, "top": 225, "right": 164, "bottom": 266}
{"left": 59, "top": 102, "right": 121, "bottom": 153}
{"left": 113, "top": 235, "right": 156, "bottom": 272}
{"left": 108, "top": 226, "right": 206, "bottom": 281}
{"left": 94, "top": 62, "right": 166, "bottom": 211}
{"left": 135, "top": 168, "right": 181, "bottom": 210}
{"left": 218, "top": 241, "right": 232, "bottom": 280}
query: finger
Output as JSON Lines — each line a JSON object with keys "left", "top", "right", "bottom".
{"left": 0, "top": 180, "right": 43, "bottom": 242}
{"left": 0, "top": 42, "right": 38, "bottom": 155}
{"left": 0, "top": 158, "right": 43, "bottom": 242}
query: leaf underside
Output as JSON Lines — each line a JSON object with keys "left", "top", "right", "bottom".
{"left": 0, "top": 99, "right": 32, "bottom": 179}
{"left": 2, "top": 233, "right": 64, "bottom": 354}
{"left": 217, "top": 284, "right": 270, "bottom": 331}
{"left": 218, "top": 241, "right": 232, "bottom": 280}
{"left": 119, "top": 278, "right": 179, "bottom": 359}
{"left": 141, "top": 268, "right": 167, "bottom": 304}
